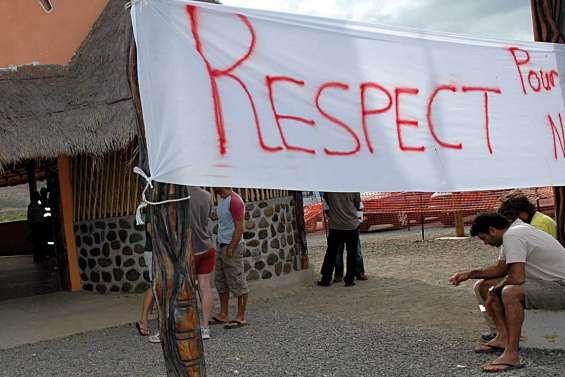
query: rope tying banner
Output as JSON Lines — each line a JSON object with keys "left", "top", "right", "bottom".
{"left": 133, "top": 166, "right": 191, "bottom": 225}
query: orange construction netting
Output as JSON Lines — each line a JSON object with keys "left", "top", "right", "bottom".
{"left": 304, "top": 188, "right": 555, "bottom": 234}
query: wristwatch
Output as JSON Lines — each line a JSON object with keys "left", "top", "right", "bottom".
{"left": 488, "top": 286, "right": 501, "bottom": 296}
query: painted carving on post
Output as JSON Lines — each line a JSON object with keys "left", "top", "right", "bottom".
{"left": 151, "top": 187, "right": 205, "bottom": 376}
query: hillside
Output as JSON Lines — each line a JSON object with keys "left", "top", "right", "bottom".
{"left": 0, "top": 185, "right": 29, "bottom": 223}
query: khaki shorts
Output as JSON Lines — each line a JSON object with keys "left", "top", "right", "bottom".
{"left": 524, "top": 279, "right": 565, "bottom": 310}
{"left": 214, "top": 243, "right": 249, "bottom": 296}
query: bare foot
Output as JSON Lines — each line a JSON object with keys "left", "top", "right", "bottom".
{"left": 224, "top": 319, "right": 249, "bottom": 329}
{"left": 234, "top": 316, "right": 246, "bottom": 324}
{"left": 481, "top": 352, "right": 522, "bottom": 372}
{"left": 210, "top": 314, "right": 229, "bottom": 324}
{"left": 474, "top": 344, "right": 504, "bottom": 354}
{"left": 484, "top": 336, "right": 507, "bottom": 350}
{"left": 136, "top": 320, "right": 150, "bottom": 336}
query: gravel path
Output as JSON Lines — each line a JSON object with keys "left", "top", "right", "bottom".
{"left": 1, "top": 228, "right": 564, "bottom": 376}
{"left": 1, "top": 309, "right": 563, "bottom": 377}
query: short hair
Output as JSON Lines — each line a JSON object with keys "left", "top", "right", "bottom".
{"left": 498, "top": 190, "right": 536, "bottom": 221}
{"left": 470, "top": 212, "right": 509, "bottom": 236}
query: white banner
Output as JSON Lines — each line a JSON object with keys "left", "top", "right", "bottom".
{"left": 131, "top": 0, "right": 565, "bottom": 192}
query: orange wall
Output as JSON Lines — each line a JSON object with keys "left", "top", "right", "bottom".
{"left": 0, "top": 0, "right": 109, "bottom": 68}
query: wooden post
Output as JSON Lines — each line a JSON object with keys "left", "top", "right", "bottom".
{"left": 290, "top": 191, "right": 309, "bottom": 270}
{"left": 530, "top": 0, "right": 565, "bottom": 246}
{"left": 454, "top": 212, "right": 465, "bottom": 237}
{"left": 57, "top": 156, "right": 81, "bottom": 291}
{"left": 26, "top": 160, "right": 37, "bottom": 200}
{"left": 151, "top": 185, "right": 205, "bottom": 376}
{"left": 555, "top": 188, "right": 565, "bottom": 244}
{"left": 129, "top": 38, "right": 205, "bottom": 376}
{"left": 452, "top": 193, "right": 465, "bottom": 237}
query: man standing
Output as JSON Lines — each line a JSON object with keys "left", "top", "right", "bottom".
{"left": 212, "top": 188, "right": 249, "bottom": 328}
{"left": 321, "top": 192, "right": 367, "bottom": 282}
{"left": 27, "top": 190, "right": 44, "bottom": 263}
{"left": 449, "top": 212, "right": 565, "bottom": 373}
{"left": 318, "top": 192, "right": 363, "bottom": 287}
{"left": 187, "top": 186, "right": 216, "bottom": 339}
{"left": 136, "top": 210, "right": 160, "bottom": 343}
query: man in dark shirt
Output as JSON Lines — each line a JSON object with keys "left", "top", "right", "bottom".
{"left": 322, "top": 193, "right": 367, "bottom": 282}
{"left": 318, "top": 192, "right": 363, "bottom": 287}
{"left": 27, "top": 191, "right": 45, "bottom": 263}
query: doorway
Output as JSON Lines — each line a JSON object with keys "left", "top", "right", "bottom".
{"left": 0, "top": 160, "right": 67, "bottom": 301}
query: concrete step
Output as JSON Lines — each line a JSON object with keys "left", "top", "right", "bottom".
{"left": 521, "top": 310, "right": 565, "bottom": 350}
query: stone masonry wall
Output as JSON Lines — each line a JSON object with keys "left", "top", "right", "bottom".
{"left": 74, "top": 195, "right": 302, "bottom": 293}
{"left": 238, "top": 196, "right": 301, "bottom": 281}
{"left": 74, "top": 217, "right": 149, "bottom": 294}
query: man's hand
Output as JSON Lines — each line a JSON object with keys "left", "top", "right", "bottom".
{"left": 227, "top": 245, "right": 234, "bottom": 258}
{"left": 484, "top": 291, "right": 496, "bottom": 308}
{"left": 488, "top": 285, "right": 503, "bottom": 297}
{"left": 448, "top": 271, "right": 470, "bottom": 286}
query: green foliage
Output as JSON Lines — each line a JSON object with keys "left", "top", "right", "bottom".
{"left": 0, "top": 208, "right": 27, "bottom": 223}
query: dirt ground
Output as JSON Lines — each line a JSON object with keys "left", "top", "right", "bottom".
{"left": 3, "top": 226, "right": 563, "bottom": 377}
{"left": 293, "top": 227, "right": 496, "bottom": 337}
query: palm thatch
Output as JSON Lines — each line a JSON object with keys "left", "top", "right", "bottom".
{"left": 0, "top": 0, "right": 136, "bottom": 169}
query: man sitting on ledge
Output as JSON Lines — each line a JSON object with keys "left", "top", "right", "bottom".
{"left": 474, "top": 191, "right": 558, "bottom": 343}
{"left": 448, "top": 212, "right": 565, "bottom": 373}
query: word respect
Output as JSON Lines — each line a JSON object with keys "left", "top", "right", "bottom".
{"left": 187, "top": 6, "right": 563, "bottom": 159}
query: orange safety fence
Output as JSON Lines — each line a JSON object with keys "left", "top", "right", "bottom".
{"left": 304, "top": 188, "right": 555, "bottom": 234}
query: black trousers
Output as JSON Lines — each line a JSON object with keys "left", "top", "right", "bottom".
{"left": 334, "top": 237, "right": 365, "bottom": 278}
{"left": 320, "top": 228, "right": 359, "bottom": 284}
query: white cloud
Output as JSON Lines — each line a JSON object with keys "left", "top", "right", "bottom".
{"left": 221, "top": 0, "right": 533, "bottom": 41}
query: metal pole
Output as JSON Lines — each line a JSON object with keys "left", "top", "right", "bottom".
{"left": 420, "top": 193, "right": 425, "bottom": 241}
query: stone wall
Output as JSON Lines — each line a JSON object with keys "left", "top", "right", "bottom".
{"left": 239, "top": 196, "right": 301, "bottom": 281}
{"left": 74, "top": 195, "right": 304, "bottom": 293}
{"left": 74, "top": 217, "right": 149, "bottom": 294}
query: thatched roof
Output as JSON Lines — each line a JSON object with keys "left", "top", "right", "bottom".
{"left": 0, "top": 0, "right": 136, "bottom": 168}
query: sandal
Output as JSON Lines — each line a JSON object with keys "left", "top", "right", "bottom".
{"left": 135, "top": 321, "right": 150, "bottom": 336}
{"left": 209, "top": 316, "right": 228, "bottom": 325}
{"left": 474, "top": 344, "right": 504, "bottom": 354}
{"left": 481, "top": 361, "right": 525, "bottom": 373}
{"left": 224, "top": 320, "right": 249, "bottom": 329}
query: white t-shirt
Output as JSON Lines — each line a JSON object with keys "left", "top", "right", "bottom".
{"left": 499, "top": 219, "right": 565, "bottom": 281}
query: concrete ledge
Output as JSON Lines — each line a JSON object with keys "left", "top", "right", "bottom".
{"left": 0, "top": 269, "right": 314, "bottom": 350}
{"left": 0, "top": 292, "right": 142, "bottom": 350}
{"left": 521, "top": 310, "right": 565, "bottom": 350}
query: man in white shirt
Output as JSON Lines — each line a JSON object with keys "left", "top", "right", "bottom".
{"left": 448, "top": 212, "right": 565, "bottom": 373}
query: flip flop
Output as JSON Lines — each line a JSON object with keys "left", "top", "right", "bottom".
{"left": 481, "top": 361, "right": 525, "bottom": 373}
{"left": 474, "top": 344, "right": 504, "bottom": 354}
{"left": 224, "top": 320, "right": 249, "bottom": 329}
{"left": 209, "top": 316, "right": 228, "bottom": 325}
{"left": 135, "top": 321, "right": 149, "bottom": 337}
